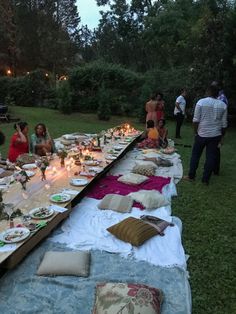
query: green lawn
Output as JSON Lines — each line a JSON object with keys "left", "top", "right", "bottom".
{"left": 1, "top": 106, "right": 235, "bottom": 314}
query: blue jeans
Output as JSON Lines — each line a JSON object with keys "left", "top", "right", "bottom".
{"left": 188, "top": 135, "right": 221, "bottom": 183}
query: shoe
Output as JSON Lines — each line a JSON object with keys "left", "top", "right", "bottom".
{"left": 183, "top": 175, "right": 195, "bottom": 182}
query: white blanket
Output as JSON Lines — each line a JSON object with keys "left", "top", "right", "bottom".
{"left": 50, "top": 197, "right": 186, "bottom": 269}
{"left": 109, "top": 149, "right": 183, "bottom": 183}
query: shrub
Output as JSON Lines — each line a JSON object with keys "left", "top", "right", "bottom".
{"left": 69, "top": 61, "right": 144, "bottom": 114}
{"left": 57, "top": 81, "right": 72, "bottom": 114}
{"left": 97, "top": 85, "right": 111, "bottom": 120}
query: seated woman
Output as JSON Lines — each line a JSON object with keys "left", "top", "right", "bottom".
{"left": 8, "top": 122, "right": 29, "bottom": 162}
{"left": 138, "top": 120, "right": 159, "bottom": 149}
{"left": 157, "top": 119, "right": 168, "bottom": 148}
{"left": 30, "top": 123, "right": 55, "bottom": 156}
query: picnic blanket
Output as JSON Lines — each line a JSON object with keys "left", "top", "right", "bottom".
{"left": 0, "top": 240, "right": 191, "bottom": 314}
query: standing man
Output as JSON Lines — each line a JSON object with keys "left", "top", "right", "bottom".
{"left": 185, "top": 84, "right": 227, "bottom": 185}
{"left": 174, "top": 88, "right": 187, "bottom": 139}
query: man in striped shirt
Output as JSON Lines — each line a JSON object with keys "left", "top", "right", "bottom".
{"left": 185, "top": 85, "right": 227, "bottom": 185}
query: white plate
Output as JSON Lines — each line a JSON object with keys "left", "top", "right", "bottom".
{"left": 22, "top": 163, "right": 37, "bottom": 170}
{"left": 15, "top": 170, "right": 35, "bottom": 177}
{"left": 119, "top": 141, "right": 127, "bottom": 145}
{"left": 106, "top": 155, "right": 116, "bottom": 160}
{"left": 70, "top": 178, "right": 88, "bottom": 186}
{"left": 1, "top": 227, "right": 30, "bottom": 243}
{"left": 29, "top": 206, "right": 54, "bottom": 219}
{"left": 84, "top": 160, "right": 99, "bottom": 166}
{"left": 50, "top": 193, "right": 71, "bottom": 203}
{"left": 88, "top": 167, "right": 103, "bottom": 173}
{"left": 63, "top": 134, "right": 77, "bottom": 140}
{"left": 113, "top": 146, "right": 123, "bottom": 151}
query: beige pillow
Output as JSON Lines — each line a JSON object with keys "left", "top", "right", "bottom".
{"left": 37, "top": 251, "right": 90, "bottom": 277}
{"left": 107, "top": 217, "right": 158, "bottom": 246}
{"left": 98, "top": 194, "right": 133, "bottom": 213}
{"left": 135, "top": 160, "right": 158, "bottom": 168}
{"left": 118, "top": 173, "right": 148, "bottom": 185}
{"left": 128, "top": 190, "right": 169, "bottom": 210}
{"left": 93, "top": 282, "right": 163, "bottom": 314}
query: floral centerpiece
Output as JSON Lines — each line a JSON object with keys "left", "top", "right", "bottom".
{"left": 13, "top": 170, "right": 30, "bottom": 190}
{"left": 57, "top": 150, "right": 68, "bottom": 167}
{"left": 36, "top": 157, "right": 49, "bottom": 181}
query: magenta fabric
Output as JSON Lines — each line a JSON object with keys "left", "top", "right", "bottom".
{"left": 86, "top": 175, "right": 171, "bottom": 209}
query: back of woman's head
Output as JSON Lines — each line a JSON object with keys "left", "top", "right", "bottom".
{"left": 14, "top": 122, "right": 28, "bottom": 131}
{"left": 0, "top": 131, "right": 5, "bottom": 145}
{"left": 156, "top": 92, "right": 164, "bottom": 99}
{"left": 147, "top": 120, "right": 155, "bottom": 128}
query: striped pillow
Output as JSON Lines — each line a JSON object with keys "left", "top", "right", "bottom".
{"left": 98, "top": 194, "right": 133, "bottom": 213}
{"left": 107, "top": 217, "right": 158, "bottom": 246}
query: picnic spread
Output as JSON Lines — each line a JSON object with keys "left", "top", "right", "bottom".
{"left": 0, "top": 124, "right": 191, "bottom": 314}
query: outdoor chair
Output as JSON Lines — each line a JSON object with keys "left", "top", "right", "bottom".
{"left": 0, "top": 105, "right": 9, "bottom": 122}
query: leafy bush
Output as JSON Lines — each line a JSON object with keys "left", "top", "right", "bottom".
{"left": 69, "top": 61, "right": 144, "bottom": 114}
{"left": 97, "top": 85, "right": 111, "bottom": 120}
{"left": 57, "top": 81, "right": 72, "bottom": 114}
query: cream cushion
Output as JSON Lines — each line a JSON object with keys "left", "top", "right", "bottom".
{"left": 118, "top": 173, "right": 148, "bottom": 185}
{"left": 98, "top": 194, "right": 133, "bottom": 213}
{"left": 135, "top": 160, "right": 158, "bottom": 168}
{"left": 37, "top": 251, "right": 90, "bottom": 277}
{"left": 128, "top": 190, "right": 169, "bottom": 210}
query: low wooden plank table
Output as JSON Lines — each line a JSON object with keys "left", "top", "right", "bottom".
{"left": 0, "top": 134, "right": 140, "bottom": 269}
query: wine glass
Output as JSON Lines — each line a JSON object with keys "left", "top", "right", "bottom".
{"left": 4, "top": 203, "right": 14, "bottom": 227}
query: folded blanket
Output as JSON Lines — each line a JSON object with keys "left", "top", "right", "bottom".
{"left": 86, "top": 175, "right": 171, "bottom": 209}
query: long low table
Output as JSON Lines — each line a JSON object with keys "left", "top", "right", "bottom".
{"left": 0, "top": 134, "right": 140, "bottom": 269}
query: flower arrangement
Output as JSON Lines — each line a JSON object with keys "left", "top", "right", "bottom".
{"left": 36, "top": 157, "right": 49, "bottom": 180}
{"left": 57, "top": 150, "right": 68, "bottom": 167}
{"left": 14, "top": 170, "right": 30, "bottom": 190}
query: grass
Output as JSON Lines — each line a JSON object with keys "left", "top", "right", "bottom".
{"left": 1, "top": 106, "right": 236, "bottom": 314}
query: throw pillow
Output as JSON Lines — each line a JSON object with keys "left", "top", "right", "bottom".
{"left": 93, "top": 282, "right": 163, "bottom": 314}
{"left": 135, "top": 160, "right": 158, "bottom": 168}
{"left": 37, "top": 251, "right": 90, "bottom": 277}
{"left": 107, "top": 217, "right": 158, "bottom": 246}
{"left": 140, "top": 215, "right": 174, "bottom": 236}
{"left": 132, "top": 164, "right": 156, "bottom": 176}
{"left": 118, "top": 173, "right": 148, "bottom": 185}
{"left": 98, "top": 194, "right": 133, "bottom": 213}
{"left": 128, "top": 190, "right": 169, "bottom": 210}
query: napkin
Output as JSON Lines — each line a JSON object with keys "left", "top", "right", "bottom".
{"left": 49, "top": 204, "right": 69, "bottom": 213}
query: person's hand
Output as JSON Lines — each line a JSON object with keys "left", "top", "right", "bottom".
{"left": 16, "top": 124, "right": 21, "bottom": 133}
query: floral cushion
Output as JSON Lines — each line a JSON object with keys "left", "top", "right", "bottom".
{"left": 93, "top": 282, "right": 163, "bottom": 314}
{"left": 128, "top": 190, "right": 169, "bottom": 210}
{"left": 117, "top": 173, "right": 148, "bottom": 185}
{"left": 132, "top": 164, "right": 156, "bottom": 176}
{"left": 107, "top": 217, "right": 158, "bottom": 246}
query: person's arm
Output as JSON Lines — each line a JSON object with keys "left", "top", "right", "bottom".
{"left": 175, "top": 101, "right": 182, "bottom": 112}
{"left": 14, "top": 124, "right": 27, "bottom": 144}
{"left": 192, "top": 102, "right": 201, "bottom": 135}
{"left": 221, "top": 107, "right": 227, "bottom": 136}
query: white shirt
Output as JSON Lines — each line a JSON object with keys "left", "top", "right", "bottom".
{"left": 193, "top": 97, "right": 227, "bottom": 137}
{"left": 174, "top": 95, "right": 186, "bottom": 115}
